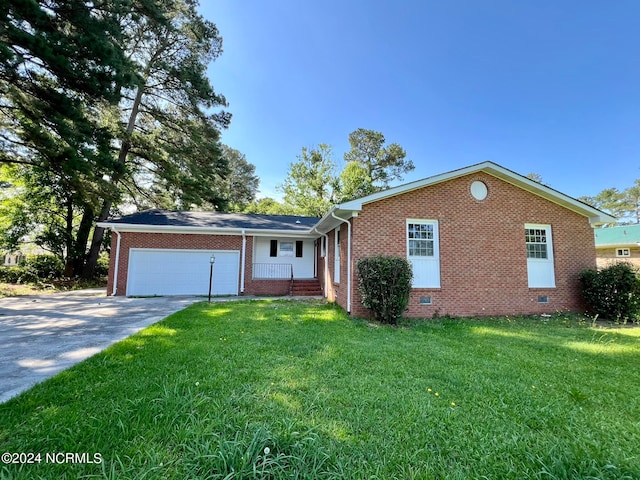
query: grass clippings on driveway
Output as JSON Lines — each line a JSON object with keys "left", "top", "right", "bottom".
{"left": 1, "top": 300, "right": 639, "bottom": 479}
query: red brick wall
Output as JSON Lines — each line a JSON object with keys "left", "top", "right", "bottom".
{"left": 331, "top": 172, "right": 596, "bottom": 317}
{"left": 107, "top": 232, "right": 319, "bottom": 297}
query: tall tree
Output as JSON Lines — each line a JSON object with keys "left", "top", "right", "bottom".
{"left": 1, "top": 1, "right": 234, "bottom": 278}
{"left": 336, "top": 161, "right": 376, "bottom": 202}
{"left": 82, "top": 0, "right": 231, "bottom": 278}
{"left": 280, "top": 144, "right": 338, "bottom": 217}
{"left": 343, "top": 128, "right": 414, "bottom": 191}
{"left": 0, "top": 0, "right": 134, "bottom": 272}
{"left": 219, "top": 145, "right": 259, "bottom": 212}
{"left": 579, "top": 187, "right": 628, "bottom": 224}
{"left": 622, "top": 180, "right": 640, "bottom": 224}
{"left": 525, "top": 172, "right": 544, "bottom": 184}
{"left": 243, "top": 198, "right": 295, "bottom": 215}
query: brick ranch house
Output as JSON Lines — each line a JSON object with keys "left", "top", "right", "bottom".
{"left": 99, "top": 161, "right": 614, "bottom": 317}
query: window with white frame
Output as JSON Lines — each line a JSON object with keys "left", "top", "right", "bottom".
{"left": 279, "top": 241, "right": 294, "bottom": 257}
{"left": 525, "top": 228, "right": 548, "bottom": 259}
{"left": 406, "top": 220, "right": 440, "bottom": 288}
{"left": 408, "top": 223, "right": 434, "bottom": 257}
{"left": 524, "top": 224, "right": 555, "bottom": 288}
{"left": 616, "top": 248, "right": 631, "bottom": 257}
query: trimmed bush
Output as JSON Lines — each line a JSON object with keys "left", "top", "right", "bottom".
{"left": 357, "top": 255, "right": 413, "bottom": 324}
{"left": 579, "top": 262, "right": 640, "bottom": 322}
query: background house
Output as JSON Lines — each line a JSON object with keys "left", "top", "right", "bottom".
{"left": 594, "top": 224, "right": 640, "bottom": 269}
{"left": 100, "top": 162, "right": 614, "bottom": 317}
{"left": 2, "top": 252, "right": 24, "bottom": 266}
{"left": 2, "top": 245, "right": 48, "bottom": 266}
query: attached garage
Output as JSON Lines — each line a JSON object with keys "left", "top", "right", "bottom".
{"left": 98, "top": 210, "right": 321, "bottom": 297}
{"left": 126, "top": 249, "right": 240, "bottom": 296}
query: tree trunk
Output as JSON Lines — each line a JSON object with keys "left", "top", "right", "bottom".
{"left": 81, "top": 79, "right": 146, "bottom": 279}
{"left": 72, "top": 206, "right": 95, "bottom": 277}
{"left": 63, "top": 197, "right": 75, "bottom": 277}
{"left": 81, "top": 199, "right": 112, "bottom": 279}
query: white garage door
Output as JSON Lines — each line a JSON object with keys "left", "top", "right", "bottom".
{"left": 127, "top": 249, "right": 240, "bottom": 296}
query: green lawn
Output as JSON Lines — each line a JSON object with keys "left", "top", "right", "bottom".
{"left": 1, "top": 300, "right": 639, "bottom": 479}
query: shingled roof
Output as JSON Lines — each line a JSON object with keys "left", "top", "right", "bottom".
{"left": 101, "top": 209, "right": 319, "bottom": 232}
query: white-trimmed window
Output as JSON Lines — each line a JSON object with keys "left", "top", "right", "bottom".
{"left": 279, "top": 241, "right": 294, "bottom": 257}
{"left": 616, "top": 248, "right": 631, "bottom": 257}
{"left": 525, "top": 224, "right": 555, "bottom": 288}
{"left": 525, "top": 228, "right": 549, "bottom": 259}
{"left": 407, "top": 220, "right": 440, "bottom": 288}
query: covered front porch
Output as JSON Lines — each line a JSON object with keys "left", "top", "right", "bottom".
{"left": 246, "top": 236, "right": 323, "bottom": 296}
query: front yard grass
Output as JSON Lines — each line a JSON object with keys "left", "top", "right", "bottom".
{"left": 1, "top": 300, "right": 639, "bottom": 479}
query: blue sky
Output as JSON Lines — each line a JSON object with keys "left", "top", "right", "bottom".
{"left": 200, "top": 1, "right": 640, "bottom": 201}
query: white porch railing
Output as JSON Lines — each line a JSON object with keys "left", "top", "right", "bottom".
{"left": 252, "top": 263, "right": 293, "bottom": 280}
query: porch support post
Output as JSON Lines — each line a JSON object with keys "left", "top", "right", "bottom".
{"left": 330, "top": 212, "right": 352, "bottom": 314}
{"left": 313, "top": 228, "right": 329, "bottom": 300}
{"left": 240, "top": 230, "right": 246, "bottom": 294}
{"left": 110, "top": 230, "right": 122, "bottom": 297}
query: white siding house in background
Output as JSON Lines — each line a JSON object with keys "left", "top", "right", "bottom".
{"left": 2, "top": 252, "right": 24, "bottom": 266}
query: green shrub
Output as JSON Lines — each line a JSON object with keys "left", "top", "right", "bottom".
{"left": 579, "top": 262, "right": 640, "bottom": 322}
{"left": 95, "top": 253, "right": 110, "bottom": 277}
{"left": 356, "top": 255, "right": 413, "bottom": 324}
{"left": 23, "top": 254, "right": 64, "bottom": 281}
{"left": 0, "top": 265, "right": 40, "bottom": 284}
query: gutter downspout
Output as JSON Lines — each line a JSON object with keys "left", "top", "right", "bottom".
{"left": 240, "top": 230, "right": 246, "bottom": 294}
{"left": 110, "top": 230, "right": 122, "bottom": 296}
{"left": 313, "top": 227, "right": 329, "bottom": 299}
{"left": 330, "top": 212, "right": 352, "bottom": 314}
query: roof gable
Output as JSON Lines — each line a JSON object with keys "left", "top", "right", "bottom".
{"left": 318, "top": 161, "right": 614, "bottom": 229}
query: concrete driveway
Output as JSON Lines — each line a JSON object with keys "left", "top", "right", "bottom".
{"left": 0, "top": 289, "right": 201, "bottom": 403}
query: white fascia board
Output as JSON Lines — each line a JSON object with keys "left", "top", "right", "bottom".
{"left": 313, "top": 208, "right": 359, "bottom": 234}
{"left": 595, "top": 242, "right": 640, "bottom": 249}
{"left": 97, "top": 222, "right": 316, "bottom": 238}
{"left": 479, "top": 164, "right": 616, "bottom": 225}
{"left": 334, "top": 161, "right": 616, "bottom": 225}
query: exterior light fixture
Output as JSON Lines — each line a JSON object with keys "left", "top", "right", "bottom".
{"left": 208, "top": 254, "right": 216, "bottom": 303}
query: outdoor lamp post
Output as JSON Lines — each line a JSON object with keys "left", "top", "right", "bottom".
{"left": 208, "top": 254, "right": 215, "bottom": 303}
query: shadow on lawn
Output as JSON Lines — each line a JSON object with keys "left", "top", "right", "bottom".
{"left": 2, "top": 302, "right": 639, "bottom": 480}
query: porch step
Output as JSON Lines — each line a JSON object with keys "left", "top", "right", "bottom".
{"left": 292, "top": 279, "right": 323, "bottom": 296}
